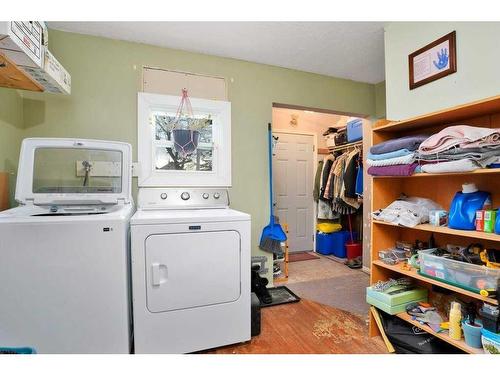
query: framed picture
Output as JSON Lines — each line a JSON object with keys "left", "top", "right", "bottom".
{"left": 408, "top": 31, "right": 457, "bottom": 90}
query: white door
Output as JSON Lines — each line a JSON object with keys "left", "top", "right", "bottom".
{"left": 272, "top": 132, "right": 314, "bottom": 252}
{"left": 145, "top": 230, "right": 241, "bottom": 313}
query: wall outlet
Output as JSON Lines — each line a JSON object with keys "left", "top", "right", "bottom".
{"left": 132, "top": 162, "right": 139, "bottom": 178}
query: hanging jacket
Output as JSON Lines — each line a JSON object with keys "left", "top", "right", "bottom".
{"left": 313, "top": 160, "right": 324, "bottom": 202}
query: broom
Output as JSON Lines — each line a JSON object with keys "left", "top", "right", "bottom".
{"left": 259, "top": 123, "right": 287, "bottom": 254}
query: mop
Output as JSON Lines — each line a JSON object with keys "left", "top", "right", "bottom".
{"left": 259, "top": 123, "right": 287, "bottom": 255}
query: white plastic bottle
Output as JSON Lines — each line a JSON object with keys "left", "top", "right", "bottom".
{"left": 449, "top": 302, "right": 462, "bottom": 341}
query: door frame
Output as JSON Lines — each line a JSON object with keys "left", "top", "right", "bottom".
{"left": 272, "top": 129, "right": 318, "bottom": 253}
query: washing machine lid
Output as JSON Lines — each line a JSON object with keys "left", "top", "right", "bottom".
{"left": 15, "top": 138, "right": 132, "bottom": 206}
{"left": 131, "top": 208, "right": 250, "bottom": 225}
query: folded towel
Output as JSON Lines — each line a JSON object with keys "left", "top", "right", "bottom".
{"left": 418, "top": 125, "right": 500, "bottom": 155}
{"left": 367, "top": 148, "right": 414, "bottom": 160}
{"left": 417, "top": 149, "right": 500, "bottom": 162}
{"left": 370, "top": 135, "right": 429, "bottom": 155}
{"left": 420, "top": 159, "right": 480, "bottom": 173}
{"left": 367, "top": 163, "right": 418, "bottom": 176}
{"left": 367, "top": 152, "right": 415, "bottom": 167}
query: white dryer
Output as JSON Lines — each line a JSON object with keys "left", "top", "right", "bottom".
{"left": 0, "top": 138, "right": 134, "bottom": 353}
{"left": 131, "top": 188, "right": 251, "bottom": 353}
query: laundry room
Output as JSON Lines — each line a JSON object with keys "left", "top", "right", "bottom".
{"left": 1, "top": 2, "right": 500, "bottom": 372}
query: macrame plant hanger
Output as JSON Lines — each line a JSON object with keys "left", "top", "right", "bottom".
{"left": 171, "top": 88, "right": 200, "bottom": 157}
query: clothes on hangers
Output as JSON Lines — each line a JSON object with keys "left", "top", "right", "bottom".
{"left": 316, "top": 147, "right": 362, "bottom": 217}
{"left": 313, "top": 159, "right": 324, "bottom": 202}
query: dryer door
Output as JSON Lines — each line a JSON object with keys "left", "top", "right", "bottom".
{"left": 145, "top": 230, "right": 241, "bottom": 313}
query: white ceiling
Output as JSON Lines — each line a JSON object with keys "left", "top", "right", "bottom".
{"left": 49, "top": 22, "right": 385, "bottom": 84}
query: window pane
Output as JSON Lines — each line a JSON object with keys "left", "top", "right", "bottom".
{"left": 153, "top": 111, "right": 214, "bottom": 172}
{"left": 33, "top": 148, "right": 122, "bottom": 194}
{"left": 155, "top": 146, "right": 213, "bottom": 172}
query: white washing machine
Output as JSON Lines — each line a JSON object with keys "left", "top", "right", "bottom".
{"left": 131, "top": 188, "right": 251, "bottom": 353}
{"left": 0, "top": 138, "right": 134, "bottom": 353}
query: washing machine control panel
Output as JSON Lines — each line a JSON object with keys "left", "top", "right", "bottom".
{"left": 138, "top": 188, "right": 230, "bottom": 209}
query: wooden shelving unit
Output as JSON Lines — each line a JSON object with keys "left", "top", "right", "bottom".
{"left": 373, "top": 260, "right": 498, "bottom": 305}
{"left": 369, "top": 95, "right": 500, "bottom": 354}
{"left": 396, "top": 312, "right": 484, "bottom": 354}
{"left": 373, "top": 220, "right": 500, "bottom": 242}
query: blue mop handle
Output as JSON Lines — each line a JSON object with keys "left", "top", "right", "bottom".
{"left": 268, "top": 123, "right": 274, "bottom": 225}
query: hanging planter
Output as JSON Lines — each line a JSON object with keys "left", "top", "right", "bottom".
{"left": 172, "top": 128, "right": 200, "bottom": 156}
{"left": 167, "top": 88, "right": 211, "bottom": 157}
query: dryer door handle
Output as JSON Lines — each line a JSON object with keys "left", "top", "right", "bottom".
{"left": 151, "top": 263, "right": 168, "bottom": 286}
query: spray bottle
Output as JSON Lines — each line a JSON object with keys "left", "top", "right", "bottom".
{"left": 449, "top": 302, "right": 462, "bottom": 340}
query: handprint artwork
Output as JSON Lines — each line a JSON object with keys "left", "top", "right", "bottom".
{"left": 433, "top": 48, "right": 449, "bottom": 70}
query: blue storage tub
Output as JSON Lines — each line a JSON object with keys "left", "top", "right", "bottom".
{"left": 332, "top": 230, "right": 358, "bottom": 258}
{"left": 347, "top": 119, "right": 363, "bottom": 143}
{"left": 316, "top": 231, "right": 357, "bottom": 258}
{"left": 316, "top": 232, "right": 336, "bottom": 255}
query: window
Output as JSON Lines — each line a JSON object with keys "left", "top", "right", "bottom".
{"left": 138, "top": 92, "right": 231, "bottom": 187}
{"left": 152, "top": 111, "right": 214, "bottom": 172}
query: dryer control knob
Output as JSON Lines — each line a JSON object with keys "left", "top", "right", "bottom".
{"left": 202, "top": 193, "right": 209, "bottom": 199}
{"left": 181, "top": 192, "right": 191, "bottom": 201}
{"left": 160, "top": 193, "right": 167, "bottom": 200}
{"left": 213, "top": 192, "right": 220, "bottom": 199}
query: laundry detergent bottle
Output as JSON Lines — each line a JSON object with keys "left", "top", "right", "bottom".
{"left": 448, "top": 183, "right": 491, "bottom": 230}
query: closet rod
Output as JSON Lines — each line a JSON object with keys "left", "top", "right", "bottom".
{"left": 327, "top": 140, "right": 363, "bottom": 153}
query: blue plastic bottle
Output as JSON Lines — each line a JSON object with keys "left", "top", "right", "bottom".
{"left": 448, "top": 183, "right": 491, "bottom": 230}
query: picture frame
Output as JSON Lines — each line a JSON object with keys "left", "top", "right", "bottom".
{"left": 408, "top": 31, "right": 457, "bottom": 90}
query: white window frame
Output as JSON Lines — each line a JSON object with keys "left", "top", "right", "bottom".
{"left": 137, "top": 92, "right": 231, "bottom": 187}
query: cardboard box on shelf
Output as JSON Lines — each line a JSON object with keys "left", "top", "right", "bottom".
{"left": 22, "top": 49, "right": 71, "bottom": 94}
{"left": 0, "top": 21, "right": 44, "bottom": 68}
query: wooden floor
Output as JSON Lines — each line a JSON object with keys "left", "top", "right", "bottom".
{"left": 205, "top": 299, "right": 388, "bottom": 354}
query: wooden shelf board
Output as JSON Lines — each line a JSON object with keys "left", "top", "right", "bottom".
{"left": 372, "top": 260, "right": 498, "bottom": 305}
{"left": 0, "top": 52, "right": 43, "bottom": 92}
{"left": 374, "top": 95, "right": 500, "bottom": 133}
{"left": 372, "top": 220, "right": 500, "bottom": 242}
{"left": 396, "top": 312, "right": 484, "bottom": 354}
{"left": 372, "top": 168, "right": 500, "bottom": 179}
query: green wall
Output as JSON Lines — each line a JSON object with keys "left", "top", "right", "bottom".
{"left": 385, "top": 22, "right": 500, "bottom": 120}
{"left": 3, "top": 29, "right": 378, "bottom": 280}
{"left": 374, "top": 81, "right": 386, "bottom": 119}
{"left": 0, "top": 87, "right": 24, "bottom": 206}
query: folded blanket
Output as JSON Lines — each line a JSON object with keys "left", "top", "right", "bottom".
{"left": 417, "top": 149, "right": 500, "bottom": 163}
{"left": 370, "top": 135, "right": 428, "bottom": 155}
{"left": 367, "top": 148, "right": 414, "bottom": 160}
{"left": 420, "top": 159, "right": 480, "bottom": 173}
{"left": 418, "top": 125, "right": 500, "bottom": 155}
{"left": 368, "top": 163, "right": 418, "bottom": 176}
{"left": 367, "top": 152, "right": 415, "bottom": 167}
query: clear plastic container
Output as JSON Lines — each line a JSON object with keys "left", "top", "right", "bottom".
{"left": 419, "top": 252, "right": 500, "bottom": 293}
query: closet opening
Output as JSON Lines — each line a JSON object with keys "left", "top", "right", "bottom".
{"left": 271, "top": 103, "right": 371, "bottom": 317}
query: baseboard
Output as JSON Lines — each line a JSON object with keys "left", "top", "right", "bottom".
{"left": 362, "top": 265, "right": 371, "bottom": 275}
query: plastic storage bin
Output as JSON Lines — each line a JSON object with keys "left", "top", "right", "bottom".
{"left": 333, "top": 231, "right": 357, "bottom": 258}
{"left": 316, "top": 232, "right": 335, "bottom": 255}
{"left": 480, "top": 308, "right": 500, "bottom": 334}
{"left": 481, "top": 328, "right": 500, "bottom": 354}
{"left": 316, "top": 231, "right": 357, "bottom": 257}
{"left": 419, "top": 252, "right": 500, "bottom": 294}
{"left": 346, "top": 119, "right": 363, "bottom": 143}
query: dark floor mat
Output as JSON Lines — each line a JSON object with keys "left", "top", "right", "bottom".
{"left": 260, "top": 286, "right": 301, "bottom": 308}
{"left": 289, "top": 252, "right": 320, "bottom": 262}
